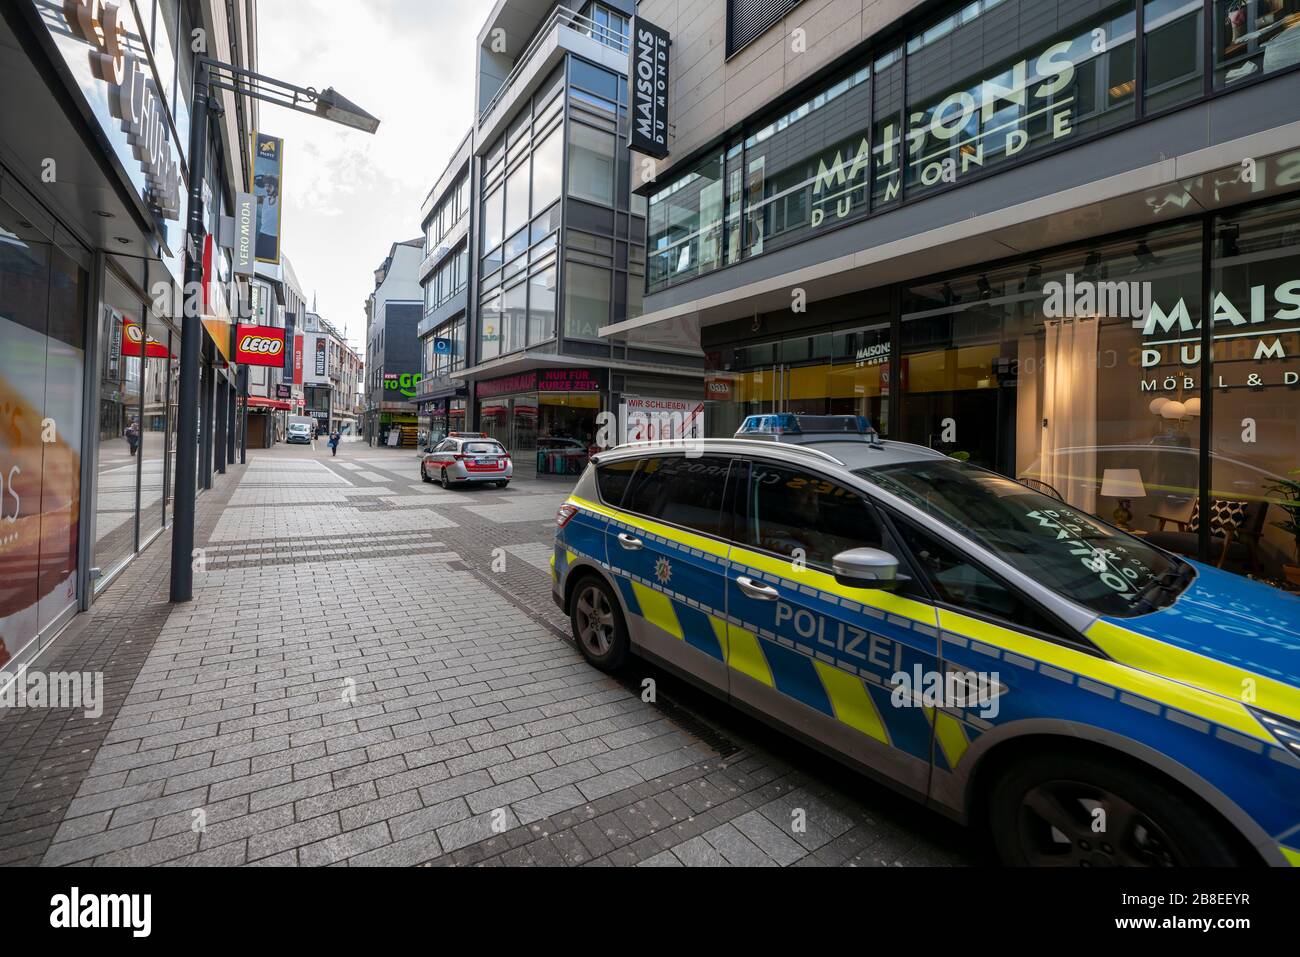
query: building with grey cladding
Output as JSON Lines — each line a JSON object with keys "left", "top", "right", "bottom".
{"left": 611, "top": 0, "right": 1300, "bottom": 593}
{"left": 413, "top": 0, "right": 706, "bottom": 476}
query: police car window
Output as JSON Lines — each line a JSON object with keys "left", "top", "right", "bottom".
{"left": 463, "top": 442, "right": 504, "bottom": 455}
{"left": 892, "top": 518, "right": 1061, "bottom": 634}
{"left": 856, "top": 460, "right": 1188, "bottom": 618}
{"left": 596, "top": 460, "right": 638, "bottom": 507}
{"left": 621, "top": 457, "right": 732, "bottom": 537}
{"left": 746, "top": 464, "right": 884, "bottom": 569}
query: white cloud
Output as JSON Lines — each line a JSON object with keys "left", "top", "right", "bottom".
{"left": 256, "top": 0, "right": 483, "bottom": 349}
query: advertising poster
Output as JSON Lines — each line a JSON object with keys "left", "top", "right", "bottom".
{"left": 315, "top": 337, "right": 326, "bottom": 376}
{"left": 0, "top": 263, "right": 84, "bottom": 670}
{"left": 252, "top": 134, "right": 284, "bottom": 264}
{"left": 294, "top": 334, "right": 304, "bottom": 386}
{"left": 622, "top": 397, "right": 704, "bottom": 443}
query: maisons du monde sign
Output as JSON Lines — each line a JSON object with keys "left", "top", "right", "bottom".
{"left": 50, "top": 0, "right": 184, "bottom": 221}
{"left": 1137, "top": 279, "right": 1300, "bottom": 391}
{"left": 809, "top": 38, "right": 1081, "bottom": 230}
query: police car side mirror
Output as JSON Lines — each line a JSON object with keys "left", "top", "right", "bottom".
{"left": 833, "top": 548, "right": 907, "bottom": 591}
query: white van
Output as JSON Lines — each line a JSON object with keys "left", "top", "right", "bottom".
{"left": 286, "top": 416, "right": 315, "bottom": 445}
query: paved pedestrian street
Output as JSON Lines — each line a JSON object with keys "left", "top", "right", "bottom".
{"left": 0, "top": 440, "right": 974, "bottom": 867}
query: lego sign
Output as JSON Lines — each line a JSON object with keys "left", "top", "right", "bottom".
{"left": 234, "top": 324, "right": 287, "bottom": 367}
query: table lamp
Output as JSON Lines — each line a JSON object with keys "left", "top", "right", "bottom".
{"left": 1101, "top": 468, "right": 1146, "bottom": 529}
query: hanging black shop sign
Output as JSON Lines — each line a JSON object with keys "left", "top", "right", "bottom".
{"left": 629, "top": 18, "right": 671, "bottom": 159}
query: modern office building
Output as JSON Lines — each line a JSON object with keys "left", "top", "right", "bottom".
{"left": 606, "top": 0, "right": 1300, "bottom": 592}
{"left": 415, "top": 131, "right": 473, "bottom": 443}
{"left": 0, "top": 0, "right": 259, "bottom": 673}
{"left": 363, "top": 238, "right": 424, "bottom": 446}
{"left": 425, "top": 0, "right": 705, "bottom": 476}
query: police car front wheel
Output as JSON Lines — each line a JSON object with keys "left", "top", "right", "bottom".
{"left": 988, "top": 752, "right": 1247, "bottom": 867}
{"left": 570, "top": 577, "right": 628, "bottom": 672}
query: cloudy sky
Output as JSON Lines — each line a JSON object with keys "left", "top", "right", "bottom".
{"left": 257, "top": 0, "right": 485, "bottom": 354}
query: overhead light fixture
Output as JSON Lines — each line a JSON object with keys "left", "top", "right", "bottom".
{"left": 314, "top": 88, "right": 381, "bottom": 134}
{"left": 1133, "top": 242, "right": 1160, "bottom": 268}
{"left": 977, "top": 275, "right": 992, "bottom": 299}
{"left": 115, "top": 237, "right": 131, "bottom": 245}
{"left": 92, "top": 209, "right": 115, "bottom": 219}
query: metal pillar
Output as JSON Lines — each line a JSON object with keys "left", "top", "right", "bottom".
{"left": 169, "top": 59, "right": 210, "bottom": 602}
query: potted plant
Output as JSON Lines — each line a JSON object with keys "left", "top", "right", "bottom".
{"left": 1266, "top": 469, "right": 1300, "bottom": 587}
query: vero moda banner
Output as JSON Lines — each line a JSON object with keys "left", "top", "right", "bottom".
{"left": 234, "top": 324, "right": 286, "bottom": 367}
{"left": 629, "top": 17, "right": 671, "bottom": 159}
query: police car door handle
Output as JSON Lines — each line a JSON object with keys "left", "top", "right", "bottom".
{"left": 736, "top": 577, "right": 779, "bottom": 601}
{"left": 617, "top": 533, "right": 643, "bottom": 550}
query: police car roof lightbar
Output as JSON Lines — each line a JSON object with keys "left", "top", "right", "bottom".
{"left": 734, "top": 414, "right": 882, "bottom": 447}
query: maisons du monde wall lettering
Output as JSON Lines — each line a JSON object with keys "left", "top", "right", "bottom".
{"left": 811, "top": 39, "right": 1080, "bottom": 228}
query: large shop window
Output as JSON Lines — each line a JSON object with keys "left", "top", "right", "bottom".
{"left": 745, "top": 64, "right": 871, "bottom": 258}
{"left": 903, "top": 0, "right": 1135, "bottom": 198}
{"left": 901, "top": 226, "right": 1204, "bottom": 523}
{"left": 0, "top": 199, "right": 87, "bottom": 670}
{"left": 896, "top": 208, "right": 1300, "bottom": 593}
{"left": 705, "top": 321, "right": 892, "bottom": 439}
{"left": 1207, "top": 197, "right": 1300, "bottom": 586}
{"left": 646, "top": 0, "right": 1157, "bottom": 296}
{"left": 96, "top": 272, "right": 150, "bottom": 580}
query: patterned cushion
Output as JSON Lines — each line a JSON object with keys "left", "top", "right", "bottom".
{"left": 1187, "top": 499, "right": 1248, "bottom": 538}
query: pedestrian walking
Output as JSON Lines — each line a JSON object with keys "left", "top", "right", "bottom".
{"left": 328, "top": 430, "right": 341, "bottom": 457}
{"left": 125, "top": 420, "right": 140, "bottom": 457}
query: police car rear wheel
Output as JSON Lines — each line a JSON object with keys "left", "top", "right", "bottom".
{"left": 989, "top": 753, "right": 1244, "bottom": 867}
{"left": 441, "top": 468, "right": 453, "bottom": 490}
{"left": 571, "top": 578, "right": 628, "bottom": 671}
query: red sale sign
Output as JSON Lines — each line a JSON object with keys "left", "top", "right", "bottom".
{"left": 234, "top": 324, "right": 287, "bottom": 367}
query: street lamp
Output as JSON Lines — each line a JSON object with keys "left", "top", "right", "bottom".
{"left": 170, "top": 57, "right": 379, "bottom": 603}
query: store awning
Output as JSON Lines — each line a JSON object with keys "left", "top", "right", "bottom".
{"left": 239, "top": 397, "right": 292, "bottom": 411}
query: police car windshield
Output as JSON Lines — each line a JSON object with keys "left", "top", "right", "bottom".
{"left": 854, "top": 460, "right": 1190, "bottom": 618}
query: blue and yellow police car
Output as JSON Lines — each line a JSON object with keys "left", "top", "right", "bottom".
{"left": 551, "top": 414, "right": 1300, "bottom": 866}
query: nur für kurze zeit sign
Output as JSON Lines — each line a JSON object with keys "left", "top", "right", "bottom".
{"left": 630, "top": 18, "right": 671, "bottom": 160}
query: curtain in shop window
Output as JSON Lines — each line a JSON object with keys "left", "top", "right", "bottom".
{"left": 1040, "top": 318, "right": 1099, "bottom": 515}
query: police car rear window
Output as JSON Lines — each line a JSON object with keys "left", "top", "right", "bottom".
{"left": 596, "top": 460, "right": 637, "bottom": 507}
{"left": 463, "top": 442, "right": 504, "bottom": 455}
{"left": 621, "top": 457, "right": 732, "bottom": 538}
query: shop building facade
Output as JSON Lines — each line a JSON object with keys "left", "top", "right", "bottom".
{"left": 303, "top": 310, "right": 362, "bottom": 436}
{"left": 614, "top": 0, "right": 1300, "bottom": 591}
{"left": 364, "top": 238, "right": 424, "bottom": 446}
{"left": 416, "top": 0, "right": 707, "bottom": 477}
{"left": 0, "top": 0, "right": 259, "bottom": 675}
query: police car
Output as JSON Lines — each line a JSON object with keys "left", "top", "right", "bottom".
{"left": 551, "top": 414, "right": 1300, "bottom": 866}
{"left": 420, "top": 433, "right": 512, "bottom": 489}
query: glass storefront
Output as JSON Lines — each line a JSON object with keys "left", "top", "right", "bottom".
{"left": 476, "top": 371, "right": 604, "bottom": 476}
{"left": 705, "top": 321, "right": 893, "bottom": 439}
{"left": 95, "top": 271, "right": 145, "bottom": 577}
{"left": 704, "top": 193, "right": 1300, "bottom": 592}
{"left": 0, "top": 191, "right": 87, "bottom": 668}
